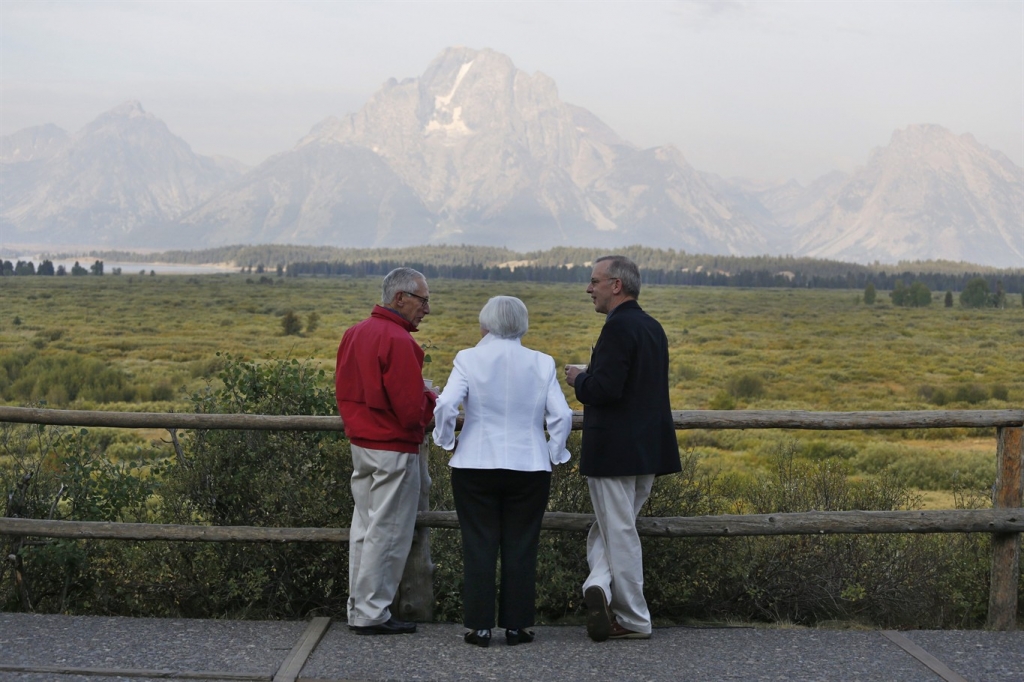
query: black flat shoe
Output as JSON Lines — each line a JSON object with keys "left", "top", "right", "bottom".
{"left": 464, "top": 629, "right": 491, "bottom": 647}
{"left": 505, "top": 628, "right": 535, "bottom": 645}
{"left": 349, "top": 617, "right": 416, "bottom": 635}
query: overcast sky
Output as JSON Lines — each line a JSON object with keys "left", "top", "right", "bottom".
{"left": 1, "top": 0, "right": 1021, "bottom": 183}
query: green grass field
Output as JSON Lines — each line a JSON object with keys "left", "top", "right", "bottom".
{"left": 2, "top": 273, "right": 1021, "bottom": 506}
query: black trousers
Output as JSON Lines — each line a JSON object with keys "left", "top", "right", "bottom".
{"left": 451, "top": 467, "right": 552, "bottom": 630}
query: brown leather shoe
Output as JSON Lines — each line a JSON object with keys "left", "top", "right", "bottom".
{"left": 607, "top": 621, "right": 650, "bottom": 640}
{"left": 584, "top": 586, "right": 613, "bottom": 642}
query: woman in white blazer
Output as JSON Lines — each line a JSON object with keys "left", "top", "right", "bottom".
{"left": 432, "top": 296, "right": 573, "bottom": 648}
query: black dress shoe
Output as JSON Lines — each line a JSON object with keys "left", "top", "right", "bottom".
{"left": 349, "top": 617, "right": 417, "bottom": 635}
{"left": 505, "top": 628, "right": 535, "bottom": 645}
{"left": 464, "top": 629, "right": 491, "bottom": 647}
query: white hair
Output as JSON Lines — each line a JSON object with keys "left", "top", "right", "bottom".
{"left": 478, "top": 296, "right": 529, "bottom": 339}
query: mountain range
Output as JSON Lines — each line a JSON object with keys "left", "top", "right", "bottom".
{"left": 1, "top": 47, "right": 1021, "bottom": 267}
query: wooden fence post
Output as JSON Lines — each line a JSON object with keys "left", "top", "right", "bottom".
{"left": 988, "top": 426, "right": 1023, "bottom": 630}
{"left": 393, "top": 440, "right": 434, "bottom": 622}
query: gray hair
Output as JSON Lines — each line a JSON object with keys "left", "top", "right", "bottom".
{"left": 381, "top": 267, "right": 426, "bottom": 305}
{"left": 596, "top": 255, "right": 641, "bottom": 298}
{"left": 479, "top": 296, "right": 529, "bottom": 339}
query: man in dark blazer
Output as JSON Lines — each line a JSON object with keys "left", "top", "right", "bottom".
{"left": 564, "top": 255, "right": 681, "bottom": 641}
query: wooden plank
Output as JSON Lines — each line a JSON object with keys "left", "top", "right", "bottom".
{"left": 880, "top": 631, "right": 970, "bottom": 682}
{"left": 424, "top": 508, "right": 1024, "bottom": 536}
{"left": 3, "top": 509, "right": 1022, "bottom": 544}
{"left": 988, "top": 425, "right": 1023, "bottom": 630}
{"left": 0, "top": 405, "right": 348, "bottom": 432}
{"left": 273, "top": 617, "right": 331, "bottom": 682}
{"left": 2, "top": 405, "right": 1021, "bottom": 432}
{"left": 0, "top": 517, "right": 347, "bottom": 543}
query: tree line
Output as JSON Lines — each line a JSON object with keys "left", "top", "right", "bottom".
{"left": 11, "top": 245, "right": 1022, "bottom": 294}
{"left": 285, "top": 258, "right": 1023, "bottom": 295}
{"left": 2, "top": 259, "right": 106, "bottom": 276}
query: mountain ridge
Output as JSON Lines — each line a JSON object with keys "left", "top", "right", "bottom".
{"left": 1, "top": 49, "right": 1021, "bottom": 267}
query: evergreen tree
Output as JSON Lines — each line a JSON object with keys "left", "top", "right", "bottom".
{"left": 281, "top": 310, "right": 302, "bottom": 336}
{"left": 863, "top": 282, "right": 876, "bottom": 305}
{"left": 944, "top": 291, "right": 953, "bottom": 307}
{"left": 889, "top": 280, "right": 907, "bottom": 306}
{"left": 992, "top": 280, "right": 1006, "bottom": 308}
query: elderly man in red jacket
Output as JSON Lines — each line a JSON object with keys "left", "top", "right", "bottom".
{"left": 335, "top": 267, "right": 437, "bottom": 635}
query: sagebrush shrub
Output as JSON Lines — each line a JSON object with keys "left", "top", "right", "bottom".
{"left": 727, "top": 373, "right": 765, "bottom": 400}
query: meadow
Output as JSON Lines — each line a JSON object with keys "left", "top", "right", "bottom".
{"left": 2, "top": 272, "right": 1022, "bottom": 625}
{"left": 1, "top": 272, "right": 1021, "bottom": 504}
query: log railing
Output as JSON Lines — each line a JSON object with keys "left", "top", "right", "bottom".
{"left": 1, "top": 406, "right": 1021, "bottom": 629}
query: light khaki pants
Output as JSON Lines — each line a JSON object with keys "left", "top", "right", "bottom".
{"left": 582, "top": 474, "right": 655, "bottom": 634}
{"left": 347, "top": 444, "right": 421, "bottom": 627}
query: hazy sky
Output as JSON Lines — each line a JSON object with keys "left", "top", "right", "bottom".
{"left": 1, "top": 0, "right": 1021, "bottom": 183}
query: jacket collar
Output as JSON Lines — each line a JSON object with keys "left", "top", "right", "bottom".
{"left": 371, "top": 304, "right": 418, "bottom": 333}
{"left": 606, "top": 298, "right": 640, "bottom": 320}
{"left": 477, "top": 333, "right": 522, "bottom": 347}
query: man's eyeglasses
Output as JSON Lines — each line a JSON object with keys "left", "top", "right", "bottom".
{"left": 403, "top": 291, "right": 430, "bottom": 306}
{"left": 589, "top": 277, "right": 619, "bottom": 286}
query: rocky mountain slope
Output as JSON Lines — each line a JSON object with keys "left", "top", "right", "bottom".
{"left": 2, "top": 49, "right": 1020, "bottom": 266}
{"left": 789, "top": 125, "right": 1023, "bottom": 267}
{"left": 178, "top": 47, "right": 767, "bottom": 252}
{"left": 0, "top": 101, "right": 244, "bottom": 245}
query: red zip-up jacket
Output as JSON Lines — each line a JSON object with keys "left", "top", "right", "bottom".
{"left": 335, "top": 305, "right": 436, "bottom": 453}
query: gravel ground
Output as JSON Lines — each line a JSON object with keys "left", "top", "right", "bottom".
{"left": 2, "top": 613, "right": 1021, "bottom": 682}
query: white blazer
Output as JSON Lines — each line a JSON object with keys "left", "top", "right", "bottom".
{"left": 432, "top": 334, "right": 573, "bottom": 471}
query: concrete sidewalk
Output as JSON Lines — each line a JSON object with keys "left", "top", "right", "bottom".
{"left": 1, "top": 612, "right": 1021, "bottom": 681}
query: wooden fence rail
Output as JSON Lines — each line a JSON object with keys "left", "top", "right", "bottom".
{"left": 1, "top": 406, "right": 1021, "bottom": 629}
{"left": 2, "top": 509, "right": 1023, "bottom": 543}
{"left": 1, "top": 406, "right": 1022, "bottom": 431}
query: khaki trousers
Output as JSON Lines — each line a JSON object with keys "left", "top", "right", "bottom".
{"left": 347, "top": 444, "right": 422, "bottom": 627}
{"left": 582, "top": 474, "right": 655, "bottom": 634}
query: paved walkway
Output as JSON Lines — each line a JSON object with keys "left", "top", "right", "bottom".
{"left": 1, "top": 613, "right": 1021, "bottom": 681}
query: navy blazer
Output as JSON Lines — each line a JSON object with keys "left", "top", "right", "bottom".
{"left": 574, "top": 299, "right": 681, "bottom": 478}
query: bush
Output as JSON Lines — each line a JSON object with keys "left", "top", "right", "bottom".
{"left": 953, "top": 384, "right": 988, "bottom": 405}
{"left": 1, "top": 422, "right": 156, "bottom": 612}
{"left": 1, "top": 351, "right": 137, "bottom": 404}
{"left": 727, "top": 373, "right": 765, "bottom": 400}
{"left": 158, "top": 354, "right": 352, "bottom": 617}
{"left": 716, "top": 442, "right": 994, "bottom": 627}
{"left": 852, "top": 442, "right": 994, "bottom": 491}
{"left": 960, "top": 278, "right": 990, "bottom": 308}
{"left": 708, "top": 391, "right": 736, "bottom": 410}
{"left": 890, "top": 280, "right": 931, "bottom": 307}
{"left": 280, "top": 310, "right": 302, "bottom": 336}
{"left": 305, "top": 312, "right": 320, "bottom": 335}
{"left": 918, "top": 384, "right": 950, "bottom": 406}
